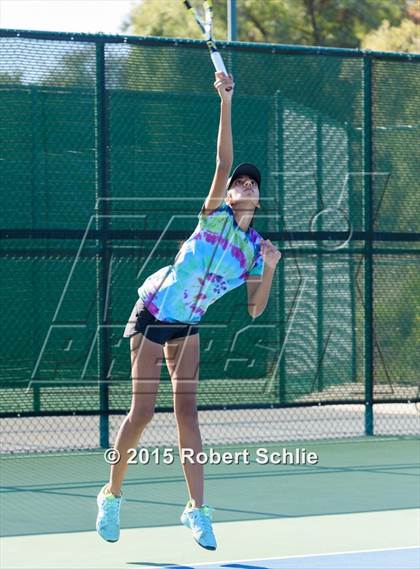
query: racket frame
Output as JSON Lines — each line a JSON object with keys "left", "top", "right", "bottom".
{"left": 183, "top": 0, "right": 228, "bottom": 75}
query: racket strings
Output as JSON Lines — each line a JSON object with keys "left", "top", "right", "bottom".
{"left": 184, "top": 0, "right": 214, "bottom": 40}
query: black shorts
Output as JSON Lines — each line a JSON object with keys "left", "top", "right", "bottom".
{"left": 123, "top": 298, "right": 199, "bottom": 346}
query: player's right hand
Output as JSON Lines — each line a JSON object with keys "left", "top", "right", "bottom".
{"left": 214, "top": 72, "right": 234, "bottom": 102}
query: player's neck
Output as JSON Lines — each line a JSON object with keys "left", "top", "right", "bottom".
{"left": 231, "top": 206, "right": 254, "bottom": 232}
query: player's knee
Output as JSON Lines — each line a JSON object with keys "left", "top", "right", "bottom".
{"left": 127, "top": 408, "right": 154, "bottom": 430}
{"left": 174, "top": 403, "right": 198, "bottom": 429}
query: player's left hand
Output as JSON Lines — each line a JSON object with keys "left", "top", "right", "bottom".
{"left": 260, "top": 239, "right": 282, "bottom": 269}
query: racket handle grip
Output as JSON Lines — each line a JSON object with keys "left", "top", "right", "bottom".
{"left": 211, "top": 51, "right": 228, "bottom": 75}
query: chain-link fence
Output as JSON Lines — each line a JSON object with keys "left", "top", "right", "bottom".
{"left": 0, "top": 29, "right": 419, "bottom": 453}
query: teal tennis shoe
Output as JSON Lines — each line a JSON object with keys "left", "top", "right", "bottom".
{"left": 96, "top": 484, "right": 122, "bottom": 542}
{"left": 180, "top": 501, "right": 217, "bottom": 550}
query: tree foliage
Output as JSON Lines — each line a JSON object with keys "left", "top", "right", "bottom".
{"left": 362, "top": 19, "right": 419, "bottom": 53}
{"left": 120, "top": 0, "right": 407, "bottom": 49}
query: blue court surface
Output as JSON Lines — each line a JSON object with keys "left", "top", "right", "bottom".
{"left": 181, "top": 547, "right": 420, "bottom": 569}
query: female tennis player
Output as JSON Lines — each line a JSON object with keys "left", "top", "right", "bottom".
{"left": 96, "top": 71, "right": 282, "bottom": 550}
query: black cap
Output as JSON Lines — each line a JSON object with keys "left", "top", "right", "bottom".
{"left": 227, "top": 163, "right": 261, "bottom": 189}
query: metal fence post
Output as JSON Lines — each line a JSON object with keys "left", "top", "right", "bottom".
{"left": 30, "top": 88, "right": 42, "bottom": 413}
{"left": 316, "top": 114, "right": 324, "bottom": 392}
{"left": 347, "top": 123, "right": 358, "bottom": 384}
{"left": 227, "top": 0, "right": 237, "bottom": 42}
{"left": 363, "top": 55, "right": 374, "bottom": 435}
{"left": 276, "top": 93, "right": 286, "bottom": 403}
{"left": 96, "top": 41, "right": 111, "bottom": 448}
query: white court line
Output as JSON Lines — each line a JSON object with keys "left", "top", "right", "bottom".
{"left": 189, "top": 545, "right": 420, "bottom": 566}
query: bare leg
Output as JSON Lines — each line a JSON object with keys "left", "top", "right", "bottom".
{"left": 108, "top": 332, "right": 163, "bottom": 496}
{"left": 164, "top": 333, "right": 203, "bottom": 507}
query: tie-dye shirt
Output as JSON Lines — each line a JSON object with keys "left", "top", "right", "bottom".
{"left": 138, "top": 202, "right": 265, "bottom": 324}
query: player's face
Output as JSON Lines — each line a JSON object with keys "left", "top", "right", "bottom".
{"left": 233, "top": 175, "right": 258, "bottom": 192}
{"left": 230, "top": 176, "right": 260, "bottom": 198}
{"left": 228, "top": 175, "right": 260, "bottom": 205}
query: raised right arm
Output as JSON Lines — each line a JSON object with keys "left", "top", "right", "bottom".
{"left": 201, "top": 72, "right": 235, "bottom": 216}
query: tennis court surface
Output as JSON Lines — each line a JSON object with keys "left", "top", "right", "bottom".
{"left": 1, "top": 437, "right": 419, "bottom": 569}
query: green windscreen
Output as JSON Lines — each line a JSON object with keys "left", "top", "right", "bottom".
{"left": 0, "top": 31, "right": 418, "bottom": 450}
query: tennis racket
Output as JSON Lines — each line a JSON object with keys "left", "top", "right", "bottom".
{"left": 182, "top": 0, "right": 230, "bottom": 81}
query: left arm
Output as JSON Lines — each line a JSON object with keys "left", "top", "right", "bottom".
{"left": 247, "top": 240, "right": 282, "bottom": 319}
